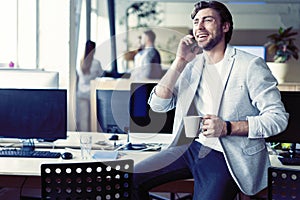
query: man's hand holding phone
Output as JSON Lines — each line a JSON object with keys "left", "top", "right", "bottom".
{"left": 176, "top": 34, "right": 201, "bottom": 63}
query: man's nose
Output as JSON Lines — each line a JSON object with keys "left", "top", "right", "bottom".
{"left": 196, "top": 21, "right": 205, "bottom": 30}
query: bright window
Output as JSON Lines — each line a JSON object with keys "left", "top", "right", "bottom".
{"left": 0, "top": 0, "right": 69, "bottom": 88}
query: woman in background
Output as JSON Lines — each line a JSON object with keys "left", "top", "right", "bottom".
{"left": 77, "top": 40, "right": 104, "bottom": 131}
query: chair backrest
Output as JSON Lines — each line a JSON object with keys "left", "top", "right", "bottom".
{"left": 41, "top": 159, "right": 133, "bottom": 200}
{"left": 268, "top": 166, "right": 300, "bottom": 200}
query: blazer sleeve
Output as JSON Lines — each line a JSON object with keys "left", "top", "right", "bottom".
{"left": 148, "top": 86, "right": 176, "bottom": 112}
{"left": 245, "top": 58, "right": 289, "bottom": 139}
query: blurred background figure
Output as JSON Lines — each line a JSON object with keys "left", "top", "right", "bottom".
{"left": 131, "top": 29, "right": 162, "bottom": 80}
{"left": 77, "top": 40, "right": 104, "bottom": 131}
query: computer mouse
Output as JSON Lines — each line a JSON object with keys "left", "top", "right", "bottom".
{"left": 109, "top": 134, "right": 119, "bottom": 141}
{"left": 61, "top": 152, "right": 73, "bottom": 160}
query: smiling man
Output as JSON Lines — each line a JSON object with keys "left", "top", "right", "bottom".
{"left": 132, "top": 1, "right": 288, "bottom": 200}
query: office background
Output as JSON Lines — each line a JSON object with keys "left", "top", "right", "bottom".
{"left": 0, "top": 0, "right": 299, "bottom": 131}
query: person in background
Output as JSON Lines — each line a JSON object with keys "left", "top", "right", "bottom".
{"left": 77, "top": 40, "right": 104, "bottom": 132}
{"left": 132, "top": 1, "right": 289, "bottom": 200}
{"left": 131, "top": 29, "right": 163, "bottom": 80}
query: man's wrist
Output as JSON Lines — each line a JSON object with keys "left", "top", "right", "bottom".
{"left": 172, "top": 57, "right": 188, "bottom": 71}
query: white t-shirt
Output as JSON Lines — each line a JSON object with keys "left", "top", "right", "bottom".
{"left": 194, "top": 59, "right": 225, "bottom": 152}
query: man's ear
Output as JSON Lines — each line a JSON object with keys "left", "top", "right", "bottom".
{"left": 223, "top": 22, "right": 230, "bottom": 33}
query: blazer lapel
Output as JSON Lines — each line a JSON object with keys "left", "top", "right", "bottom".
{"left": 205, "top": 45, "right": 235, "bottom": 115}
{"left": 181, "top": 56, "right": 205, "bottom": 115}
{"left": 173, "top": 56, "right": 204, "bottom": 130}
{"left": 170, "top": 56, "right": 205, "bottom": 146}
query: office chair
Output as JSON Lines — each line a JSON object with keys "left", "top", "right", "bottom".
{"left": 41, "top": 159, "right": 133, "bottom": 200}
{"left": 268, "top": 166, "right": 300, "bottom": 200}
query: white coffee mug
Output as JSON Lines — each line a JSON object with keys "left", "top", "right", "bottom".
{"left": 183, "top": 116, "right": 203, "bottom": 138}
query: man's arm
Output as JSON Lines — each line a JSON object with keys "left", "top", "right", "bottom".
{"left": 155, "top": 58, "right": 188, "bottom": 98}
{"left": 155, "top": 35, "right": 200, "bottom": 99}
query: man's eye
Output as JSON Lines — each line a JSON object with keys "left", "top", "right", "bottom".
{"left": 204, "top": 18, "right": 214, "bottom": 23}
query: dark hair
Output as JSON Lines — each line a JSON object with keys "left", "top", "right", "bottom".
{"left": 81, "top": 40, "right": 96, "bottom": 74}
{"left": 144, "top": 30, "right": 156, "bottom": 43}
{"left": 191, "top": 1, "right": 233, "bottom": 44}
{"left": 84, "top": 40, "right": 96, "bottom": 59}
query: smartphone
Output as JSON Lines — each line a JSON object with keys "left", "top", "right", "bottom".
{"left": 191, "top": 39, "right": 202, "bottom": 54}
{"left": 191, "top": 43, "right": 198, "bottom": 53}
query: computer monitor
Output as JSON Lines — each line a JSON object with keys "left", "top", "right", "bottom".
{"left": 96, "top": 90, "right": 130, "bottom": 134}
{"left": 129, "top": 82, "right": 175, "bottom": 144}
{"left": 233, "top": 45, "right": 266, "bottom": 60}
{"left": 0, "top": 68, "right": 59, "bottom": 89}
{"left": 265, "top": 91, "right": 300, "bottom": 156}
{"left": 0, "top": 89, "right": 67, "bottom": 149}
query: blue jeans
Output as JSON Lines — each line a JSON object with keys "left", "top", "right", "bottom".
{"left": 132, "top": 141, "right": 239, "bottom": 200}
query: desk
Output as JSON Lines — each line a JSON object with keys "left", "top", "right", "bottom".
{"left": 277, "top": 82, "right": 300, "bottom": 91}
{"left": 0, "top": 131, "right": 155, "bottom": 199}
{"left": 0, "top": 131, "right": 299, "bottom": 199}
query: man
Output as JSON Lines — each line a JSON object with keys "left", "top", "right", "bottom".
{"left": 132, "top": 1, "right": 289, "bottom": 200}
{"left": 131, "top": 29, "right": 163, "bottom": 80}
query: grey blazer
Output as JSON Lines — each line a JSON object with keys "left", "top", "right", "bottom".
{"left": 149, "top": 45, "right": 289, "bottom": 195}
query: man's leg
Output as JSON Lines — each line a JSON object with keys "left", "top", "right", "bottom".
{"left": 191, "top": 148, "right": 239, "bottom": 200}
{"left": 132, "top": 141, "right": 239, "bottom": 200}
{"left": 132, "top": 144, "right": 194, "bottom": 200}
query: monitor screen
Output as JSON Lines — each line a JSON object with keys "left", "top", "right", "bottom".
{"left": 0, "top": 89, "right": 67, "bottom": 141}
{"left": 265, "top": 91, "right": 300, "bottom": 144}
{"left": 130, "top": 82, "right": 175, "bottom": 134}
{"left": 96, "top": 90, "right": 130, "bottom": 134}
{"left": 234, "top": 45, "right": 266, "bottom": 60}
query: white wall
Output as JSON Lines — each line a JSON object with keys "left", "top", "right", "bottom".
{"left": 120, "top": 2, "right": 300, "bottom": 29}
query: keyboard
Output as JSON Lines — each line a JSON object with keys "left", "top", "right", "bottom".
{"left": 278, "top": 157, "right": 300, "bottom": 165}
{"left": 0, "top": 149, "right": 61, "bottom": 158}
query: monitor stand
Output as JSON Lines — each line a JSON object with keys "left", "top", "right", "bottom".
{"left": 21, "top": 139, "right": 35, "bottom": 151}
{"left": 108, "top": 134, "right": 119, "bottom": 148}
{"left": 122, "top": 127, "right": 146, "bottom": 151}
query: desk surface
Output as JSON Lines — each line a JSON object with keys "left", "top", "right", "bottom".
{"left": 0, "top": 131, "right": 299, "bottom": 177}
{"left": 0, "top": 131, "right": 300, "bottom": 199}
{"left": 0, "top": 131, "right": 156, "bottom": 176}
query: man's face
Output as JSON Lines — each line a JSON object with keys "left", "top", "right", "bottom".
{"left": 192, "top": 8, "right": 225, "bottom": 51}
{"left": 140, "top": 33, "right": 147, "bottom": 47}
